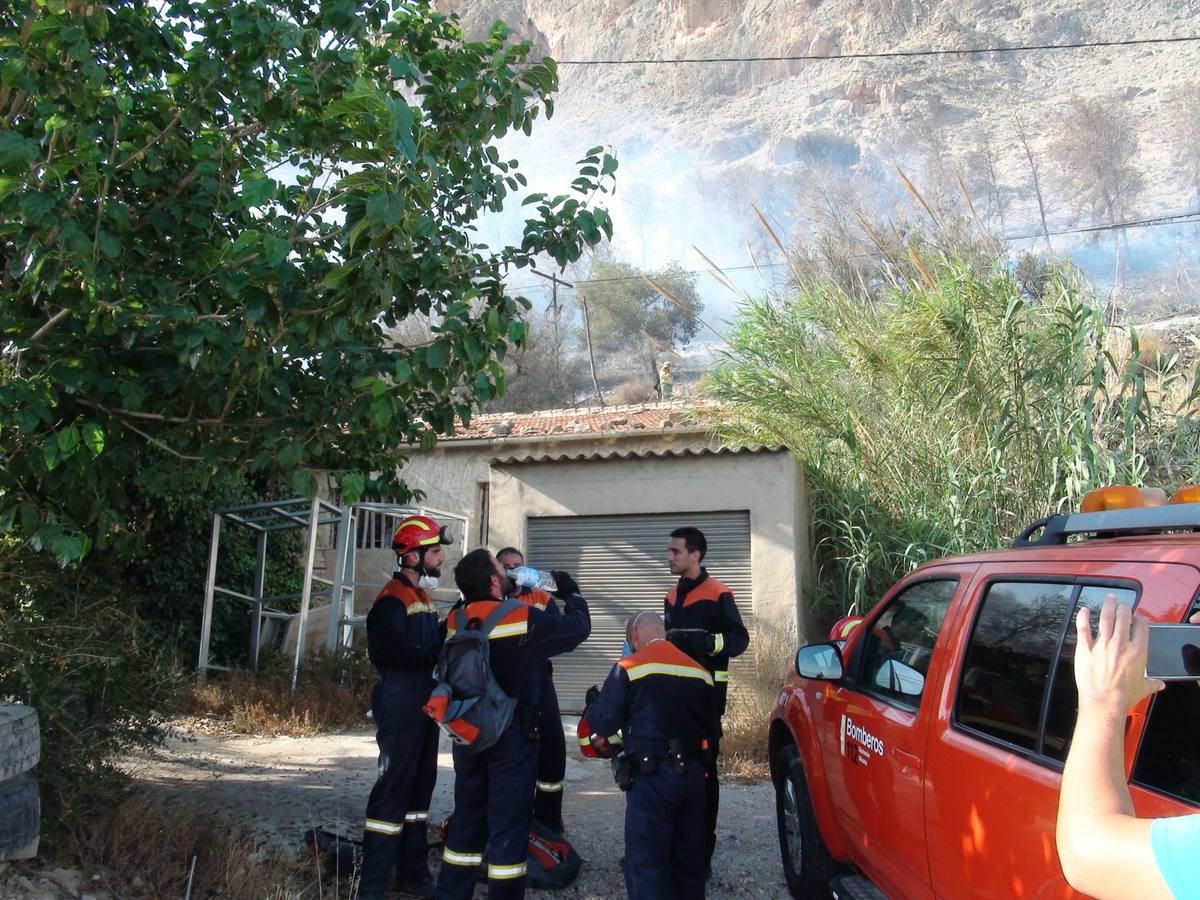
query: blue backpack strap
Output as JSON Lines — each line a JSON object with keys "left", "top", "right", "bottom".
{"left": 478, "top": 598, "right": 524, "bottom": 637}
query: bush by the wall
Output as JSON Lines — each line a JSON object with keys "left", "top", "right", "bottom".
{"left": 708, "top": 228, "right": 1200, "bottom": 631}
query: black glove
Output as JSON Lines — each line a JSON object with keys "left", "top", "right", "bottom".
{"left": 667, "top": 628, "right": 709, "bottom": 662}
{"left": 585, "top": 684, "right": 601, "bottom": 707}
{"left": 550, "top": 570, "right": 579, "bottom": 599}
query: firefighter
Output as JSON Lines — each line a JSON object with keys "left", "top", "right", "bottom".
{"left": 662, "top": 525, "right": 749, "bottom": 875}
{"left": 496, "top": 546, "right": 567, "bottom": 835}
{"left": 436, "top": 549, "right": 590, "bottom": 900}
{"left": 358, "top": 514, "right": 451, "bottom": 900}
{"left": 585, "top": 611, "right": 715, "bottom": 900}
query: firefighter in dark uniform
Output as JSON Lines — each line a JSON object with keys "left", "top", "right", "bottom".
{"left": 496, "top": 546, "right": 568, "bottom": 835}
{"left": 663, "top": 525, "right": 749, "bottom": 874}
{"left": 435, "top": 549, "right": 590, "bottom": 900}
{"left": 359, "top": 514, "right": 452, "bottom": 900}
{"left": 585, "top": 611, "right": 715, "bottom": 900}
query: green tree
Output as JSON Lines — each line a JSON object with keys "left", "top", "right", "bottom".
{"left": 575, "top": 260, "right": 702, "bottom": 387}
{"left": 0, "top": 0, "right": 616, "bottom": 565}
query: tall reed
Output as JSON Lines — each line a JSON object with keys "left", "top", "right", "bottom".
{"left": 707, "top": 231, "right": 1200, "bottom": 629}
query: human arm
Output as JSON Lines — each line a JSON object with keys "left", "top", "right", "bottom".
{"left": 526, "top": 573, "right": 590, "bottom": 658}
{"left": 367, "top": 599, "right": 442, "bottom": 669}
{"left": 585, "top": 663, "right": 629, "bottom": 739}
{"left": 711, "top": 590, "right": 750, "bottom": 658}
{"left": 1055, "top": 597, "right": 1172, "bottom": 900}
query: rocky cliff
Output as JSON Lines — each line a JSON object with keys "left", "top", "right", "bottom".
{"left": 440, "top": 0, "right": 1200, "bottom": 311}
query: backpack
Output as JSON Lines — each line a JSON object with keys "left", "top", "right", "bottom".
{"left": 423, "top": 599, "right": 521, "bottom": 754}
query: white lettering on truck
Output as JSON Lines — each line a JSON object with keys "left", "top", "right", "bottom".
{"left": 841, "top": 714, "right": 885, "bottom": 757}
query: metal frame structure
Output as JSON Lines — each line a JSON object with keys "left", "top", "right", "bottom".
{"left": 197, "top": 498, "right": 468, "bottom": 689}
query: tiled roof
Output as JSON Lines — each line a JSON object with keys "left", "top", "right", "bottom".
{"left": 445, "top": 402, "right": 717, "bottom": 441}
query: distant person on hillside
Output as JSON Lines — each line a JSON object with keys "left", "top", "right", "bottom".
{"left": 658, "top": 360, "right": 674, "bottom": 400}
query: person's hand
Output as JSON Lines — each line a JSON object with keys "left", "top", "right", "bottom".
{"left": 550, "top": 570, "right": 579, "bottom": 599}
{"left": 1191, "top": 611, "right": 1200, "bottom": 625}
{"left": 585, "top": 684, "right": 601, "bottom": 706}
{"left": 1074, "top": 595, "right": 1164, "bottom": 719}
{"left": 667, "top": 628, "right": 708, "bottom": 660}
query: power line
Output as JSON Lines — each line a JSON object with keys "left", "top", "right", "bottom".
{"left": 1003, "top": 210, "right": 1200, "bottom": 241}
{"left": 506, "top": 210, "right": 1200, "bottom": 293}
{"left": 510, "top": 261, "right": 789, "bottom": 293}
{"left": 555, "top": 34, "right": 1200, "bottom": 66}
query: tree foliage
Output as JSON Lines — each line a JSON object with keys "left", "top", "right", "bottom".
{"left": 1051, "top": 97, "right": 1144, "bottom": 226}
{"left": 576, "top": 260, "right": 702, "bottom": 380}
{"left": 0, "top": 0, "right": 616, "bottom": 565}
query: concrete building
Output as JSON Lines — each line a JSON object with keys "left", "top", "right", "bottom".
{"left": 369, "top": 402, "right": 811, "bottom": 711}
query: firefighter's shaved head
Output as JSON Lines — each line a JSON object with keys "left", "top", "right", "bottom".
{"left": 627, "top": 611, "right": 666, "bottom": 651}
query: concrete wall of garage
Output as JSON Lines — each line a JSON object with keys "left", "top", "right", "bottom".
{"left": 396, "top": 433, "right": 811, "bottom": 637}
{"left": 487, "top": 449, "right": 809, "bottom": 637}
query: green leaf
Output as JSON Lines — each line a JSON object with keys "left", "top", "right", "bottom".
{"left": 0, "top": 132, "right": 39, "bottom": 167}
{"left": 42, "top": 437, "right": 61, "bottom": 471}
{"left": 263, "top": 234, "right": 290, "bottom": 265}
{"left": 241, "top": 171, "right": 275, "bottom": 206}
{"left": 387, "top": 99, "right": 418, "bottom": 161}
{"left": 82, "top": 423, "right": 105, "bottom": 455}
{"left": 97, "top": 230, "right": 121, "bottom": 259}
{"left": 291, "top": 468, "right": 317, "bottom": 496}
{"left": 56, "top": 425, "right": 80, "bottom": 456}
{"left": 50, "top": 533, "right": 85, "bottom": 567}
{"left": 340, "top": 472, "right": 366, "bottom": 504}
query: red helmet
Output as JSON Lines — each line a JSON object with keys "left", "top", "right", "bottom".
{"left": 829, "top": 615, "right": 864, "bottom": 642}
{"left": 392, "top": 514, "right": 452, "bottom": 555}
{"left": 576, "top": 715, "right": 621, "bottom": 759}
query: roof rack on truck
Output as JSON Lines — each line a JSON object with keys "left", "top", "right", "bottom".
{"left": 1013, "top": 485, "right": 1200, "bottom": 548}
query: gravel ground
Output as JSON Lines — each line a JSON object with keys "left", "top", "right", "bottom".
{"left": 119, "top": 719, "right": 787, "bottom": 898}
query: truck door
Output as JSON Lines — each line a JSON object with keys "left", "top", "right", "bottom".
{"left": 923, "top": 561, "right": 1200, "bottom": 898}
{"left": 819, "top": 570, "right": 971, "bottom": 899}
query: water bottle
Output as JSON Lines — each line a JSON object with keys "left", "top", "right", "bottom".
{"left": 509, "top": 566, "right": 557, "bottom": 592}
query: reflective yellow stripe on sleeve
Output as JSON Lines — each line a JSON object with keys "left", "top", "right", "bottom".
{"left": 443, "top": 848, "right": 484, "bottom": 866}
{"left": 714, "top": 670, "right": 729, "bottom": 683}
{"left": 710, "top": 633, "right": 724, "bottom": 655}
{"left": 405, "top": 810, "right": 429, "bottom": 822}
{"left": 488, "top": 862, "right": 527, "bottom": 880}
{"left": 536, "top": 780, "right": 563, "bottom": 793}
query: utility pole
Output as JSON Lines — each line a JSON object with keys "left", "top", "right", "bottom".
{"left": 532, "top": 268, "right": 605, "bottom": 408}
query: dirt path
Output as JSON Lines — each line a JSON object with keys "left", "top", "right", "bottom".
{"left": 127, "top": 720, "right": 786, "bottom": 898}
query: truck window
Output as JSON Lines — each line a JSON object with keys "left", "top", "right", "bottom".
{"left": 956, "top": 582, "right": 1075, "bottom": 752}
{"left": 1042, "top": 586, "right": 1138, "bottom": 761}
{"left": 858, "top": 579, "right": 956, "bottom": 707}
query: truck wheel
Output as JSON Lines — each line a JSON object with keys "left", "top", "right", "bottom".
{"left": 0, "top": 704, "right": 40, "bottom": 782}
{"left": 774, "top": 743, "right": 838, "bottom": 898}
{"left": 0, "top": 774, "right": 40, "bottom": 860}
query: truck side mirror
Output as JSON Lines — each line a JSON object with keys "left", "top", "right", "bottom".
{"left": 795, "top": 642, "right": 844, "bottom": 681}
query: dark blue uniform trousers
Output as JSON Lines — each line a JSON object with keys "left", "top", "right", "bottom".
{"left": 436, "top": 723, "right": 538, "bottom": 900}
{"left": 533, "top": 676, "right": 566, "bottom": 832}
{"left": 624, "top": 760, "right": 706, "bottom": 900}
{"left": 360, "top": 678, "right": 439, "bottom": 895}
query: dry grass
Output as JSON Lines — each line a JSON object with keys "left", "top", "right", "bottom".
{"left": 721, "top": 625, "right": 796, "bottom": 780}
{"left": 184, "top": 648, "right": 374, "bottom": 736}
{"left": 58, "top": 793, "right": 327, "bottom": 899}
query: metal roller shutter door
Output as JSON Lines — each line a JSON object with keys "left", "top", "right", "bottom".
{"left": 526, "top": 511, "right": 752, "bottom": 713}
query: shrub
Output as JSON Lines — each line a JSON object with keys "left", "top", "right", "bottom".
{"left": 185, "top": 647, "right": 375, "bottom": 736}
{"left": 708, "top": 227, "right": 1200, "bottom": 628}
{"left": 60, "top": 793, "right": 311, "bottom": 899}
{"left": 0, "top": 544, "right": 184, "bottom": 845}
